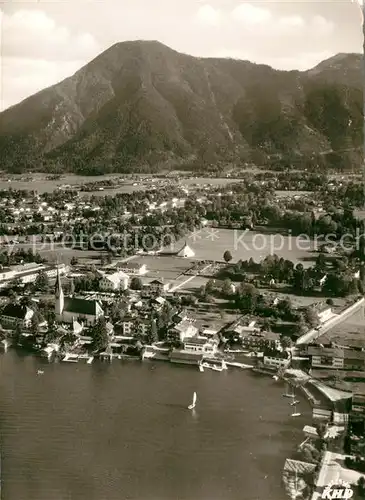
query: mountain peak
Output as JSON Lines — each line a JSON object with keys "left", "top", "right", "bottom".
{"left": 0, "top": 42, "right": 362, "bottom": 174}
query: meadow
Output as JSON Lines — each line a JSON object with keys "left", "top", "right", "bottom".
{"left": 169, "top": 228, "right": 316, "bottom": 266}
{"left": 0, "top": 174, "right": 239, "bottom": 195}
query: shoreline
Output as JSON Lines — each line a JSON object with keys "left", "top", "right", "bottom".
{"left": 1, "top": 345, "right": 316, "bottom": 499}
{"left": 0, "top": 342, "right": 351, "bottom": 500}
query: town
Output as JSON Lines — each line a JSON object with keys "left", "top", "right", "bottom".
{"left": 0, "top": 171, "right": 364, "bottom": 499}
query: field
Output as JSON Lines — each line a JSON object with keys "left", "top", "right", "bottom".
{"left": 130, "top": 228, "right": 316, "bottom": 293}
{"left": 0, "top": 241, "right": 101, "bottom": 265}
{"left": 0, "top": 174, "right": 240, "bottom": 195}
{"left": 169, "top": 229, "right": 316, "bottom": 266}
{"left": 274, "top": 190, "right": 313, "bottom": 198}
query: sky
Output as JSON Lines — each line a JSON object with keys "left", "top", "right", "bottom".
{"left": 0, "top": 0, "right": 363, "bottom": 111}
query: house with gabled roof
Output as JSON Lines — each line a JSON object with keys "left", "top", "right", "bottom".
{"left": 0, "top": 303, "right": 35, "bottom": 327}
{"left": 99, "top": 270, "right": 129, "bottom": 291}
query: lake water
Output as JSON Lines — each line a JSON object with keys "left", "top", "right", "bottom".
{"left": 0, "top": 352, "right": 309, "bottom": 500}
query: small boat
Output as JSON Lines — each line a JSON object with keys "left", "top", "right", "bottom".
{"left": 290, "top": 400, "right": 300, "bottom": 406}
{"left": 188, "top": 391, "right": 197, "bottom": 410}
{"left": 273, "top": 375, "right": 279, "bottom": 381}
{"left": 199, "top": 364, "right": 204, "bottom": 372}
{"left": 291, "top": 404, "right": 301, "bottom": 417}
{"left": 62, "top": 353, "right": 79, "bottom": 363}
{"left": 211, "top": 365, "right": 223, "bottom": 372}
{"left": 37, "top": 370, "right": 44, "bottom": 375}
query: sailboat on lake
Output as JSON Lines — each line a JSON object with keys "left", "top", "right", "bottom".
{"left": 188, "top": 392, "right": 197, "bottom": 410}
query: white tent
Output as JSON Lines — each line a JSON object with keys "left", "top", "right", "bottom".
{"left": 177, "top": 242, "right": 195, "bottom": 258}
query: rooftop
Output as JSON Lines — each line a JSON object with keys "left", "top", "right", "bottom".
{"left": 1, "top": 303, "right": 34, "bottom": 319}
{"left": 169, "top": 349, "right": 203, "bottom": 361}
{"left": 184, "top": 337, "right": 209, "bottom": 346}
{"left": 64, "top": 297, "right": 103, "bottom": 316}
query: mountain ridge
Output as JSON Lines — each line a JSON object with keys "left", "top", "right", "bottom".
{"left": 0, "top": 41, "right": 362, "bottom": 174}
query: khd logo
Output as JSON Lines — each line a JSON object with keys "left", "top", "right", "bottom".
{"left": 322, "top": 480, "right": 354, "bottom": 499}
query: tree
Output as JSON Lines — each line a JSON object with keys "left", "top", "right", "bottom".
{"left": 303, "top": 306, "right": 320, "bottom": 328}
{"left": 315, "top": 253, "right": 326, "bottom": 271}
{"left": 13, "top": 323, "right": 22, "bottom": 347}
{"left": 70, "top": 256, "right": 78, "bottom": 266}
{"left": 9, "top": 277, "right": 22, "bottom": 290}
{"left": 294, "top": 313, "right": 307, "bottom": 337}
{"left": 221, "top": 278, "right": 233, "bottom": 297}
{"left": 277, "top": 298, "right": 293, "bottom": 318}
{"left": 91, "top": 317, "right": 109, "bottom": 352}
{"left": 147, "top": 318, "right": 158, "bottom": 344}
{"left": 223, "top": 250, "right": 233, "bottom": 263}
{"left": 30, "top": 314, "right": 40, "bottom": 336}
{"left": 34, "top": 271, "right": 49, "bottom": 292}
{"left": 45, "top": 309, "right": 56, "bottom": 328}
{"left": 69, "top": 278, "right": 75, "bottom": 296}
{"left": 130, "top": 277, "right": 143, "bottom": 290}
{"left": 281, "top": 336, "right": 293, "bottom": 349}
{"left": 356, "top": 476, "right": 365, "bottom": 498}
{"left": 60, "top": 332, "right": 78, "bottom": 351}
{"left": 205, "top": 279, "right": 215, "bottom": 294}
{"left": 236, "top": 283, "right": 258, "bottom": 313}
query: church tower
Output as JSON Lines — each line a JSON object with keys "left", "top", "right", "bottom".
{"left": 54, "top": 267, "right": 64, "bottom": 317}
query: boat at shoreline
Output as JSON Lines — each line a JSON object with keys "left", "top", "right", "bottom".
{"left": 188, "top": 391, "right": 197, "bottom": 410}
{"left": 290, "top": 402, "right": 301, "bottom": 417}
{"left": 62, "top": 353, "right": 79, "bottom": 363}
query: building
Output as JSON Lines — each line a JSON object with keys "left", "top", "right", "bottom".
{"left": 116, "top": 261, "right": 147, "bottom": 275}
{"left": 307, "top": 346, "right": 365, "bottom": 371}
{"left": 177, "top": 242, "right": 195, "bottom": 258}
{"left": 240, "top": 330, "right": 280, "bottom": 351}
{"left": 263, "top": 350, "right": 290, "bottom": 369}
{"left": 169, "top": 319, "right": 199, "bottom": 342}
{"left": 224, "top": 318, "right": 260, "bottom": 342}
{"left": 99, "top": 271, "right": 129, "bottom": 291}
{"left": 55, "top": 269, "right": 103, "bottom": 325}
{"left": 183, "top": 336, "right": 218, "bottom": 357}
{"left": 169, "top": 349, "right": 203, "bottom": 365}
{"left": 307, "top": 346, "right": 345, "bottom": 370}
{"left": 0, "top": 303, "right": 35, "bottom": 327}
{"left": 351, "top": 393, "right": 365, "bottom": 423}
{"left": 141, "top": 279, "right": 170, "bottom": 296}
{"left": 0, "top": 262, "right": 68, "bottom": 287}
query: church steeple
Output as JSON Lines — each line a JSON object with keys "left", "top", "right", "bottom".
{"left": 55, "top": 267, "right": 64, "bottom": 316}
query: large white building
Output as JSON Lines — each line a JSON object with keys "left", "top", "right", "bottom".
{"left": 116, "top": 261, "right": 147, "bottom": 275}
{"left": 99, "top": 271, "right": 129, "bottom": 291}
{"left": 0, "top": 262, "right": 68, "bottom": 287}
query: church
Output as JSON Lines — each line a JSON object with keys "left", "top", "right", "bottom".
{"left": 55, "top": 270, "right": 104, "bottom": 325}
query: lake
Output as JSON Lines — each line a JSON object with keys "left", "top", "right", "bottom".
{"left": 0, "top": 352, "right": 309, "bottom": 500}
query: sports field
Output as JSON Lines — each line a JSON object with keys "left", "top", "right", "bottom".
{"left": 170, "top": 228, "right": 315, "bottom": 266}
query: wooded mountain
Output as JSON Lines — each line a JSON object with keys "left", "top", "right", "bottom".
{"left": 0, "top": 41, "right": 362, "bottom": 174}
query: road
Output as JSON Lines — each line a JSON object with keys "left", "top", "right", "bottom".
{"left": 296, "top": 298, "right": 365, "bottom": 346}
